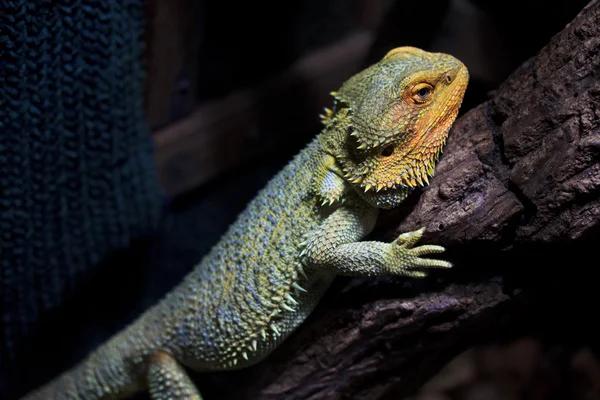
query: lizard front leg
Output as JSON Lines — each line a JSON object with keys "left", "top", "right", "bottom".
{"left": 300, "top": 200, "right": 451, "bottom": 277}
{"left": 147, "top": 351, "right": 202, "bottom": 400}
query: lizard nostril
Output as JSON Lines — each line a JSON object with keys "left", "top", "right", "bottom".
{"left": 445, "top": 75, "right": 452, "bottom": 84}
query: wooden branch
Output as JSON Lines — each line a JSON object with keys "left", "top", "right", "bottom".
{"left": 194, "top": 2, "right": 600, "bottom": 399}
{"left": 397, "top": 0, "right": 600, "bottom": 245}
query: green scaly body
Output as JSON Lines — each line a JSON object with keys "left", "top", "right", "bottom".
{"left": 23, "top": 47, "right": 469, "bottom": 400}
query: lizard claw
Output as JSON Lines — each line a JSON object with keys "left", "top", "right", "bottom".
{"left": 394, "top": 226, "right": 425, "bottom": 247}
{"left": 387, "top": 228, "right": 453, "bottom": 276}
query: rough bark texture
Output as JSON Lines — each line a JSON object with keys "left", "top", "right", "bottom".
{"left": 194, "top": 1, "right": 600, "bottom": 399}
{"left": 398, "top": 0, "right": 600, "bottom": 245}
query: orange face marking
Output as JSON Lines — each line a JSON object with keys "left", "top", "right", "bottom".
{"left": 360, "top": 60, "right": 468, "bottom": 190}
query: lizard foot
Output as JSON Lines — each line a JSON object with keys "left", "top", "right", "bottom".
{"left": 386, "top": 227, "right": 452, "bottom": 278}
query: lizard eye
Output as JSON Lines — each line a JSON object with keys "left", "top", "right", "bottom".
{"left": 411, "top": 83, "right": 434, "bottom": 104}
{"left": 418, "top": 87, "right": 430, "bottom": 97}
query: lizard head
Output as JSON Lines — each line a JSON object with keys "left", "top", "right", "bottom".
{"left": 321, "top": 46, "right": 469, "bottom": 209}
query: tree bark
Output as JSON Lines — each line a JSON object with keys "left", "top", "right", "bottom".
{"left": 199, "top": 1, "right": 600, "bottom": 399}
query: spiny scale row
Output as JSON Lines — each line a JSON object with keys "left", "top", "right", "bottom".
{"left": 221, "top": 280, "right": 307, "bottom": 368}
{"left": 340, "top": 165, "right": 435, "bottom": 191}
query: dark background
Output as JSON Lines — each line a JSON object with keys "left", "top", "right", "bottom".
{"left": 2, "top": 0, "right": 597, "bottom": 399}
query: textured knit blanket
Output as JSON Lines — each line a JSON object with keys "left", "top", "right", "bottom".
{"left": 0, "top": 1, "right": 162, "bottom": 396}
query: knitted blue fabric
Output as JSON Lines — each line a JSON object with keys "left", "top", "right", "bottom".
{"left": 0, "top": 0, "right": 162, "bottom": 393}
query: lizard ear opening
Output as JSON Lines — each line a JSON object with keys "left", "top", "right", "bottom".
{"left": 381, "top": 145, "right": 394, "bottom": 157}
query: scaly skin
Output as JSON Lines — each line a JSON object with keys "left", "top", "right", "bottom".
{"left": 22, "top": 47, "right": 469, "bottom": 400}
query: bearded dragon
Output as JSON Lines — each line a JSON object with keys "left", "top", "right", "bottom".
{"left": 22, "top": 47, "right": 469, "bottom": 400}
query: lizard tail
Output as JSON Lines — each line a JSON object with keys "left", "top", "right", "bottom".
{"left": 21, "top": 371, "right": 79, "bottom": 400}
{"left": 21, "top": 300, "right": 173, "bottom": 399}
{"left": 20, "top": 341, "right": 142, "bottom": 400}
